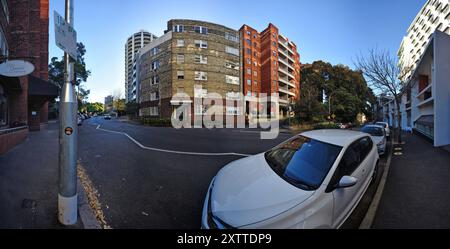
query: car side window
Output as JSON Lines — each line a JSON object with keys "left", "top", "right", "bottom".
{"left": 359, "top": 137, "right": 373, "bottom": 161}
{"left": 326, "top": 142, "right": 361, "bottom": 192}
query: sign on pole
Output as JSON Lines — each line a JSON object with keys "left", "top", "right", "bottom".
{"left": 54, "top": 11, "right": 77, "bottom": 59}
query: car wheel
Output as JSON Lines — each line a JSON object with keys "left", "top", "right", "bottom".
{"left": 370, "top": 161, "right": 379, "bottom": 185}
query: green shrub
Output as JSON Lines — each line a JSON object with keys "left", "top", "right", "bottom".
{"left": 140, "top": 117, "right": 172, "bottom": 127}
{"left": 313, "top": 122, "right": 340, "bottom": 130}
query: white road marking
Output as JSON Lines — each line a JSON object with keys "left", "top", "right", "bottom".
{"left": 94, "top": 124, "right": 251, "bottom": 157}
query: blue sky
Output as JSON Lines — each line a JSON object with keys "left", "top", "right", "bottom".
{"left": 49, "top": 0, "right": 425, "bottom": 103}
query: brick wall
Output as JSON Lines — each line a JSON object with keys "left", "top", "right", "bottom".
{"left": 0, "top": 128, "right": 28, "bottom": 155}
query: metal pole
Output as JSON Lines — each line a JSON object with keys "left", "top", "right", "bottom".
{"left": 58, "top": 0, "right": 77, "bottom": 225}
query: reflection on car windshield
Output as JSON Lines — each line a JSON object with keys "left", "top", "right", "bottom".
{"left": 376, "top": 123, "right": 387, "bottom": 128}
{"left": 362, "top": 126, "right": 384, "bottom": 136}
{"left": 264, "top": 136, "right": 342, "bottom": 191}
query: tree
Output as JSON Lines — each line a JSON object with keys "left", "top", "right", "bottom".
{"left": 48, "top": 42, "right": 91, "bottom": 109}
{"left": 84, "top": 102, "right": 104, "bottom": 114}
{"left": 296, "top": 61, "right": 375, "bottom": 124}
{"left": 111, "top": 89, "right": 126, "bottom": 116}
{"left": 355, "top": 48, "right": 412, "bottom": 143}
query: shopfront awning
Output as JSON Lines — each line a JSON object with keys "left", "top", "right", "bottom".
{"left": 0, "top": 75, "right": 22, "bottom": 91}
{"left": 28, "top": 75, "right": 59, "bottom": 97}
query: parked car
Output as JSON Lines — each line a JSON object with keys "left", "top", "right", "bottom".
{"left": 202, "top": 129, "right": 379, "bottom": 229}
{"left": 375, "top": 122, "right": 390, "bottom": 137}
{"left": 361, "top": 125, "right": 386, "bottom": 156}
{"left": 104, "top": 114, "right": 111, "bottom": 120}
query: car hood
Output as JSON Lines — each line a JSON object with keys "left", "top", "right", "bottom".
{"left": 211, "top": 153, "right": 315, "bottom": 228}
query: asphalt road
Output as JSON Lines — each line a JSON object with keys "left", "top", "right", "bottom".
{"left": 78, "top": 117, "right": 389, "bottom": 229}
{"left": 79, "top": 117, "right": 292, "bottom": 228}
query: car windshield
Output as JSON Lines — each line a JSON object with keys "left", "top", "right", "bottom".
{"left": 362, "top": 126, "right": 384, "bottom": 136}
{"left": 376, "top": 123, "right": 387, "bottom": 128}
{"left": 264, "top": 136, "right": 342, "bottom": 191}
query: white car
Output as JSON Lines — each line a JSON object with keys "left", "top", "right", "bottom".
{"left": 202, "top": 130, "right": 379, "bottom": 229}
{"left": 361, "top": 125, "right": 386, "bottom": 156}
{"left": 375, "top": 122, "right": 390, "bottom": 137}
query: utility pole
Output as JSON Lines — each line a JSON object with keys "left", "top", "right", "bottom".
{"left": 58, "top": 0, "right": 77, "bottom": 225}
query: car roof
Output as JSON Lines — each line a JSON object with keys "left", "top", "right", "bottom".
{"left": 301, "top": 129, "right": 369, "bottom": 147}
{"left": 363, "top": 125, "right": 384, "bottom": 129}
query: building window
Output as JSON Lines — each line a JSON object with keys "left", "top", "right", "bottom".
{"left": 194, "top": 26, "right": 208, "bottom": 35}
{"left": 246, "top": 48, "right": 251, "bottom": 55}
{"left": 152, "top": 60, "right": 160, "bottom": 70}
{"left": 225, "top": 46, "right": 239, "bottom": 56}
{"left": 150, "top": 47, "right": 159, "bottom": 56}
{"left": 225, "top": 33, "right": 239, "bottom": 42}
{"left": 254, "top": 61, "right": 258, "bottom": 66}
{"left": 177, "top": 71, "right": 185, "bottom": 80}
{"left": 253, "top": 42, "right": 257, "bottom": 48}
{"left": 253, "top": 71, "right": 257, "bottom": 77}
{"left": 151, "top": 75, "right": 160, "bottom": 85}
{"left": 247, "top": 79, "right": 251, "bottom": 85}
{"left": 226, "top": 106, "right": 240, "bottom": 115}
{"left": 226, "top": 75, "right": 240, "bottom": 85}
{"left": 254, "top": 80, "right": 257, "bottom": 85}
{"left": 173, "top": 25, "right": 184, "bottom": 33}
{"left": 246, "top": 58, "right": 251, "bottom": 64}
{"left": 150, "top": 91, "right": 159, "bottom": 101}
{"left": 246, "top": 39, "right": 251, "bottom": 46}
{"left": 226, "top": 92, "right": 240, "bottom": 100}
{"left": 246, "top": 31, "right": 251, "bottom": 36}
{"left": 177, "top": 54, "right": 185, "bottom": 63}
{"left": 195, "top": 55, "right": 208, "bottom": 64}
{"left": 195, "top": 40, "right": 208, "bottom": 49}
{"left": 149, "top": 106, "right": 159, "bottom": 116}
{"left": 177, "top": 39, "right": 185, "bottom": 47}
{"left": 0, "top": 84, "right": 7, "bottom": 126}
{"left": 247, "top": 68, "right": 251, "bottom": 75}
{"left": 272, "top": 41, "right": 276, "bottom": 47}
{"left": 225, "top": 61, "right": 239, "bottom": 70}
{"left": 273, "top": 51, "right": 277, "bottom": 56}
{"left": 195, "top": 71, "right": 208, "bottom": 81}
{"left": 253, "top": 51, "right": 257, "bottom": 57}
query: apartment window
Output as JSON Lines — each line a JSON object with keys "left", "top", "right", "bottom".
{"left": 194, "top": 26, "right": 208, "bottom": 35}
{"left": 195, "top": 55, "right": 208, "bottom": 64}
{"left": 253, "top": 71, "right": 257, "bottom": 77}
{"left": 253, "top": 61, "right": 258, "bottom": 67}
{"left": 246, "top": 31, "right": 251, "bottom": 35}
{"left": 246, "top": 48, "right": 251, "bottom": 55}
{"left": 225, "top": 33, "right": 239, "bottom": 42}
{"left": 247, "top": 79, "right": 251, "bottom": 85}
{"left": 226, "top": 92, "right": 240, "bottom": 100}
{"left": 150, "top": 106, "right": 159, "bottom": 116}
{"left": 177, "top": 71, "right": 185, "bottom": 80}
{"left": 225, "top": 61, "right": 239, "bottom": 70}
{"left": 273, "top": 61, "right": 277, "bottom": 66}
{"left": 254, "top": 80, "right": 257, "bottom": 85}
{"left": 195, "top": 40, "right": 208, "bottom": 49}
{"left": 195, "top": 71, "right": 208, "bottom": 81}
{"left": 247, "top": 68, "right": 251, "bottom": 75}
{"left": 226, "top": 106, "right": 240, "bottom": 115}
{"left": 150, "top": 47, "right": 159, "bottom": 56}
{"left": 246, "top": 58, "right": 251, "bottom": 64}
{"left": 151, "top": 75, "right": 160, "bottom": 85}
{"left": 226, "top": 75, "right": 240, "bottom": 85}
{"left": 272, "top": 41, "right": 276, "bottom": 47}
{"left": 273, "top": 80, "right": 277, "bottom": 86}
{"left": 150, "top": 91, "right": 159, "bottom": 101}
{"left": 173, "top": 25, "right": 184, "bottom": 32}
{"left": 253, "top": 42, "right": 257, "bottom": 48}
{"left": 246, "top": 39, "right": 251, "bottom": 46}
{"left": 177, "top": 39, "right": 185, "bottom": 47}
{"left": 177, "top": 54, "right": 185, "bottom": 63}
{"left": 273, "top": 51, "right": 277, "bottom": 56}
{"left": 225, "top": 46, "right": 239, "bottom": 56}
{"left": 152, "top": 60, "right": 160, "bottom": 70}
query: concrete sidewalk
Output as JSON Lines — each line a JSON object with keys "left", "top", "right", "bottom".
{"left": 0, "top": 122, "right": 85, "bottom": 229}
{"left": 372, "top": 132, "right": 450, "bottom": 228}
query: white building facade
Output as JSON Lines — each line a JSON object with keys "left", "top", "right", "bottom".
{"left": 398, "top": 0, "right": 449, "bottom": 81}
{"left": 125, "top": 31, "right": 158, "bottom": 103}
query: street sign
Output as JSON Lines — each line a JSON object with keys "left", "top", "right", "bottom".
{"left": 54, "top": 11, "right": 77, "bottom": 59}
{"left": 0, "top": 60, "right": 35, "bottom": 77}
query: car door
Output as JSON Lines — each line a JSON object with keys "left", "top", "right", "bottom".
{"left": 329, "top": 138, "right": 368, "bottom": 228}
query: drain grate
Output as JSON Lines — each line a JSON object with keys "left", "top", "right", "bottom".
{"left": 21, "top": 199, "right": 37, "bottom": 209}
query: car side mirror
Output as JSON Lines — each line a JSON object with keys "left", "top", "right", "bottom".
{"left": 336, "top": 176, "right": 358, "bottom": 189}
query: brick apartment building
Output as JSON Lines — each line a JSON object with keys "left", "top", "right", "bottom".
{"left": 0, "top": 0, "right": 58, "bottom": 155}
{"left": 137, "top": 19, "right": 242, "bottom": 121}
{"left": 240, "top": 23, "right": 301, "bottom": 118}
